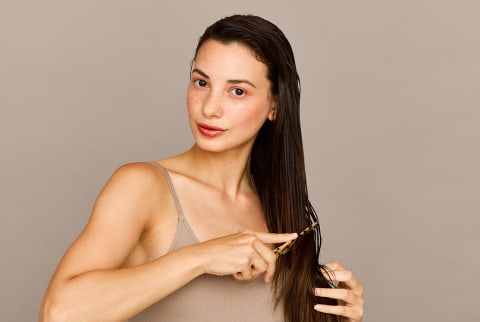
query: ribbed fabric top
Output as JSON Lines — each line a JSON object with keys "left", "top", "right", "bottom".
{"left": 128, "top": 162, "right": 284, "bottom": 322}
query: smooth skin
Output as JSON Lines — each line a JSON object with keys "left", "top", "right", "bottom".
{"left": 315, "top": 261, "right": 365, "bottom": 321}
{"left": 40, "top": 40, "right": 364, "bottom": 322}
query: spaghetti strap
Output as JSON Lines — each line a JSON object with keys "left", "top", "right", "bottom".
{"left": 150, "top": 161, "right": 186, "bottom": 220}
{"left": 150, "top": 161, "right": 200, "bottom": 248}
{"left": 129, "top": 163, "right": 284, "bottom": 322}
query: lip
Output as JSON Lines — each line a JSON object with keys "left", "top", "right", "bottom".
{"left": 197, "top": 122, "right": 226, "bottom": 137}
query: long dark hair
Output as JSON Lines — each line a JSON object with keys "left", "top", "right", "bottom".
{"left": 194, "top": 15, "right": 339, "bottom": 322}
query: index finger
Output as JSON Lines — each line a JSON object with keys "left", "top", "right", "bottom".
{"left": 254, "top": 232, "right": 298, "bottom": 244}
{"left": 323, "top": 262, "right": 361, "bottom": 291}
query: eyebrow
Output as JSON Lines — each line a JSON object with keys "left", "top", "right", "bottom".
{"left": 191, "top": 68, "right": 257, "bottom": 88}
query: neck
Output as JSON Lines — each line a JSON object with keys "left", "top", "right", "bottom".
{"left": 181, "top": 144, "right": 254, "bottom": 200}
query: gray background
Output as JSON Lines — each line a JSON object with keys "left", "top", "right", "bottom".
{"left": 1, "top": 1, "right": 479, "bottom": 321}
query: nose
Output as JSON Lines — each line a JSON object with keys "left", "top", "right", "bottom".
{"left": 202, "top": 90, "right": 224, "bottom": 118}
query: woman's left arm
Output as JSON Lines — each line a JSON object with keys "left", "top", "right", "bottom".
{"left": 314, "top": 261, "right": 365, "bottom": 322}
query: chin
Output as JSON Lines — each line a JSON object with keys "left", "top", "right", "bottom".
{"left": 194, "top": 140, "right": 229, "bottom": 153}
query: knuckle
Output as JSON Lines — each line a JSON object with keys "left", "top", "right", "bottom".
{"left": 336, "top": 305, "right": 346, "bottom": 316}
{"left": 339, "top": 288, "right": 350, "bottom": 299}
{"left": 254, "top": 260, "right": 267, "bottom": 271}
{"left": 358, "top": 284, "right": 364, "bottom": 296}
{"left": 358, "top": 296, "right": 365, "bottom": 307}
{"left": 344, "top": 270, "right": 353, "bottom": 280}
{"left": 243, "top": 270, "right": 253, "bottom": 279}
{"left": 251, "top": 235, "right": 260, "bottom": 244}
{"left": 237, "top": 256, "right": 251, "bottom": 268}
{"left": 234, "top": 274, "right": 246, "bottom": 281}
{"left": 264, "top": 250, "right": 276, "bottom": 263}
{"left": 356, "top": 306, "right": 365, "bottom": 318}
{"left": 245, "top": 234, "right": 257, "bottom": 245}
{"left": 328, "top": 261, "right": 340, "bottom": 269}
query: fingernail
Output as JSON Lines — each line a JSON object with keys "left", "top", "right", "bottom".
{"left": 314, "top": 304, "right": 324, "bottom": 311}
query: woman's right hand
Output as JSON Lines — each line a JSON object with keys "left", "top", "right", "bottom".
{"left": 194, "top": 230, "right": 297, "bottom": 283}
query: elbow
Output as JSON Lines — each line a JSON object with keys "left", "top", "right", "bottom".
{"left": 39, "top": 296, "right": 69, "bottom": 322}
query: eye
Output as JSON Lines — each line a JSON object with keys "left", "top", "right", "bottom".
{"left": 230, "top": 88, "right": 246, "bottom": 97}
{"left": 194, "top": 79, "right": 208, "bottom": 87}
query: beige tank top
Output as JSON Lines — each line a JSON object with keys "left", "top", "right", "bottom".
{"left": 128, "top": 162, "right": 284, "bottom": 322}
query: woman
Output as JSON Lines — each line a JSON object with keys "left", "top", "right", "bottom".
{"left": 40, "top": 15, "right": 364, "bottom": 322}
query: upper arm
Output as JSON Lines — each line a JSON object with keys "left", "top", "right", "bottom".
{"left": 51, "top": 162, "right": 165, "bottom": 282}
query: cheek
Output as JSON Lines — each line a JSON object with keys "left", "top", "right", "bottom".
{"left": 228, "top": 107, "right": 267, "bottom": 136}
{"left": 186, "top": 89, "right": 201, "bottom": 114}
{"left": 230, "top": 108, "right": 256, "bottom": 124}
{"left": 233, "top": 101, "right": 271, "bottom": 126}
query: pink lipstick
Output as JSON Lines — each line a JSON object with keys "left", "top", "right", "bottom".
{"left": 197, "top": 122, "right": 226, "bottom": 137}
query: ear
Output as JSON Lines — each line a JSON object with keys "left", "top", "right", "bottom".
{"left": 267, "top": 99, "right": 277, "bottom": 121}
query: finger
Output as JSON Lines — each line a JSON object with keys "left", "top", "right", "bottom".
{"left": 323, "top": 262, "right": 362, "bottom": 293}
{"left": 231, "top": 239, "right": 269, "bottom": 282}
{"left": 254, "top": 232, "right": 298, "bottom": 244}
{"left": 232, "top": 257, "right": 254, "bottom": 281}
{"left": 233, "top": 260, "right": 264, "bottom": 282}
{"left": 233, "top": 271, "right": 261, "bottom": 282}
{"left": 233, "top": 269, "right": 252, "bottom": 281}
{"left": 250, "top": 247, "right": 268, "bottom": 273}
{"left": 314, "top": 303, "right": 363, "bottom": 320}
{"left": 324, "top": 261, "right": 347, "bottom": 271}
{"left": 321, "top": 269, "right": 356, "bottom": 284}
{"left": 251, "top": 239, "right": 277, "bottom": 282}
{"left": 314, "top": 287, "right": 364, "bottom": 320}
{"left": 332, "top": 271, "right": 362, "bottom": 295}
{"left": 314, "top": 287, "right": 357, "bottom": 304}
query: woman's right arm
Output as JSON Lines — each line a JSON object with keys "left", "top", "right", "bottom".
{"left": 39, "top": 163, "right": 297, "bottom": 322}
{"left": 39, "top": 163, "right": 208, "bottom": 322}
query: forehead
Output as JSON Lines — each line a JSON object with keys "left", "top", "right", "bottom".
{"left": 193, "top": 40, "right": 269, "bottom": 84}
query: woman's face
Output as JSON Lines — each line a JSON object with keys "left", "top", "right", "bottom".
{"left": 187, "top": 40, "right": 276, "bottom": 154}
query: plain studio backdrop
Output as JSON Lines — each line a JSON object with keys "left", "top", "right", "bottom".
{"left": 1, "top": 1, "right": 479, "bottom": 321}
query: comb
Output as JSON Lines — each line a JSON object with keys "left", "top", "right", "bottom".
{"left": 273, "top": 221, "right": 319, "bottom": 256}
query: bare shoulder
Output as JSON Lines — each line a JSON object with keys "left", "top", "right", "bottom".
{"left": 92, "top": 161, "right": 178, "bottom": 240}
{"left": 50, "top": 161, "right": 175, "bottom": 281}
{"left": 92, "top": 162, "right": 168, "bottom": 219}
{"left": 107, "top": 161, "right": 166, "bottom": 189}
{"left": 106, "top": 160, "right": 180, "bottom": 200}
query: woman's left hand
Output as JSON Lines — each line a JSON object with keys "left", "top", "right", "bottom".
{"left": 313, "top": 261, "right": 364, "bottom": 321}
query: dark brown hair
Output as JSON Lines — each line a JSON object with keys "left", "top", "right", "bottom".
{"left": 194, "top": 15, "right": 339, "bottom": 322}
